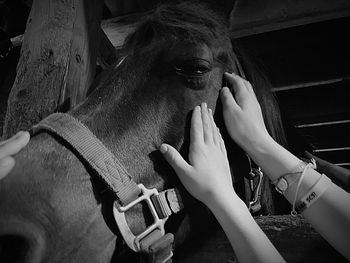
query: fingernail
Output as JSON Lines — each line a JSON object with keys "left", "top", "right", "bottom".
{"left": 208, "top": 108, "right": 213, "bottom": 115}
{"left": 194, "top": 105, "right": 200, "bottom": 111}
{"left": 160, "top": 144, "right": 167, "bottom": 154}
{"left": 202, "top": 102, "right": 207, "bottom": 108}
{"left": 224, "top": 72, "right": 236, "bottom": 76}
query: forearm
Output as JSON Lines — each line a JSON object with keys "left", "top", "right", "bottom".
{"left": 286, "top": 179, "right": 350, "bottom": 260}
{"left": 243, "top": 135, "right": 300, "bottom": 182}
{"left": 207, "top": 193, "right": 285, "bottom": 263}
{"left": 245, "top": 136, "right": 350, "bottom": 260}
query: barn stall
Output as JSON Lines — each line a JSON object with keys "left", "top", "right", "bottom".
{"left": 0, "top": 0, "right": 349, "bottom": 262}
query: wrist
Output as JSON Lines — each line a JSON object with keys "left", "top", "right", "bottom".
{"left": 243, "top": 133, "right": 276, "bottom": 157}
{"left": 206, "top": 189, "right": 244, "bottom": 211}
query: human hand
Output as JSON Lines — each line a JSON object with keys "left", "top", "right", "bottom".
{"left": 160, "top": 103, "right": 235, "bottom": 206}
{"left": 0, "top": 131, "right": 30, "bottom": 179}
{"left": 220, "top": 72, "right": 272, "bottom": 152}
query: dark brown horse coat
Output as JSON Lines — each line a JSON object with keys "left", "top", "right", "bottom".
{"left": 0, "top": 3, "right": 287, "bottom": 262}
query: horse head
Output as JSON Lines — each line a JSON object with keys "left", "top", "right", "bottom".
{"left": 0, "top": 2, "right": 286, "bottom": 262}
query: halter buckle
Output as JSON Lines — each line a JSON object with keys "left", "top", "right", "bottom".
{"left": 247, "top": 167, "right": 264, "bottom": 214}
{"left": 113, "top": 184, "right": 168, "bottom": 252}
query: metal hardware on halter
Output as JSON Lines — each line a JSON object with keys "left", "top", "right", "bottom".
{"left": 31, "top": 112, "right": 182, "bottom": 262}
{"left": 248, "top": 167, "right": 264, "bottom": 214}
{"left": 113, "top": 184, "right": 169, "bottom": 252}
{"left": 245, "top": 155, "right": 264, "bottom": 215}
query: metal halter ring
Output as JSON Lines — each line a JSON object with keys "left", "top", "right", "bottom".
{"left": 113, "top": 184, "right": 168, "bottom": 252}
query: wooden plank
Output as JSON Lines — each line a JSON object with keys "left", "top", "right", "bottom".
{"left": 2, "top": 0, "right": 103, "bottom": 138}
{"left": 272, "top": 77, "right": 350, "bottom": 92}
{"left": 276, "top": 80, "right": 350, "bottom": 125}
{"left": 176, "top": 215, "right": 348, "bottom": 262}
{"left": 230, "top": 0, "right": 350, "bottom": 38}
{"left": 296, "top": 122, "right": 350, "bottom": 149}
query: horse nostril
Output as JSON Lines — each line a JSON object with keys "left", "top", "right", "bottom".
{"left": 0, "top": 221, "right": 45, "bottom": 263}
{"left": 0, "top": 234, "right": 31, "bottom": 263}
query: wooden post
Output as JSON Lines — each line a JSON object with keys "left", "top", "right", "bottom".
{"left": 2, "top": 0, "right": 103, "bottom": 138}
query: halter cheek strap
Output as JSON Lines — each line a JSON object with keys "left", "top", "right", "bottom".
{"left": 31, "top": 113, "right": 140, "bottom": 206}
{"left": 30, "top": 113, "right": 184, "bottom": 263}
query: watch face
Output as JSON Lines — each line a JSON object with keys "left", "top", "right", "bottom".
{"left": 276, "top": 178, "right": 288, "bottom": 193}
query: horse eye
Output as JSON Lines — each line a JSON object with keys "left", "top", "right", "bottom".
{"left": 174, "top": 59, "right": 211, "bottom": 76}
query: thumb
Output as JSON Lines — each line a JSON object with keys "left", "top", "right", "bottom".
{"left": 0, "top": 156, "right": 15, "bottom": 180}
{"left": 160, "top": 144, "right": 190, "bottom": 174}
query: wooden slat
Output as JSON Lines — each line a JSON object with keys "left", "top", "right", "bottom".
{"left": 272, "top": 77, "right": 350, "bottom": 92}
{"left": 296, "top": 122, "right": 350, "bottom": 149}
{"left": 276, "top": 80, "right": 350, "bottom": 125}
{"left": 312, "top": 149, "right": 350, "bottom": 165}
{"left": 230, "top": 0, "right": 350, "bottom": 38}
{"left": 176, "top": 215, "right": 348, "bottom": 263}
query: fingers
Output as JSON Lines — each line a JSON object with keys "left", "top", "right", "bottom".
{"left": 220, "top": 87, "right": 240, "bottom": 112}
{"left": 201, "top": 103, "right": 212, "bottom": 143}
{"left": 223, "top": 72, "right": 258, "bottom": 104}
{"left": 160, "top": 144, "right": 191, "bottom": 175}
{"left": 0, "top": 156, "right": 15, "bottom": 179}
{"left": 190, "top": 103, "right": 220, "bottom": 146}
{"left": 0, "top": 131, "right": 30, "bottom": 159}
{"left": 218, "top": 130, "right": 227, "bottom": 154}
{"left": 190, "top": 106, "right": 203, "bottom": 145}
{"left": 208, "top": 109, "right": 220, "bottom": 146}
{"left": 224, "top": 72, "right": 248, "bottom": 99}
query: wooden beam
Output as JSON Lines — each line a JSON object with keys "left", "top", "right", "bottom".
{"left": 100, "top": 1, "right": 350, "bottom": 49}
{"left": 272, "top": 77, "right": 350, "bottom": 92}
{"left": 176, "top": 215, "right": 347, "bottom": 262}
{"left": 230, "top": 0, "right": 350, "bottom": 38}
{"left": 2, "top": 0, "right": 103, "bottom": 138}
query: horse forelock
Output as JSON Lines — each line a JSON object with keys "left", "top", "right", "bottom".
{"left": 123, "top": 2, "right": 234, "bottom": 68}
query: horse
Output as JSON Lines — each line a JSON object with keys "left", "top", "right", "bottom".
{"left": 0, "top": 2, "right": 288, "bottom": 262}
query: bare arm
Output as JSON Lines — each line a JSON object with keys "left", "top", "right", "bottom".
{"left": 160, "top": 103, "right": 285, "bottom": 263}
{"left": 221, "top": 73, "right": 350, "bottom": 260}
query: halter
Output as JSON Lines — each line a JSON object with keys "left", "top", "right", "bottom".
{"left": 30, "top": 113, "right": 183, "bottom": 263}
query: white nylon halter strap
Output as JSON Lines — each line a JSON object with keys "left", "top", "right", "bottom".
{"left": 30, "top": 113, "right": 140, "bottom": 206}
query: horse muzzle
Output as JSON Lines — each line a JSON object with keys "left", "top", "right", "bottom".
{"left": 0, "top": 219, "right": 46, "bottom": 263}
